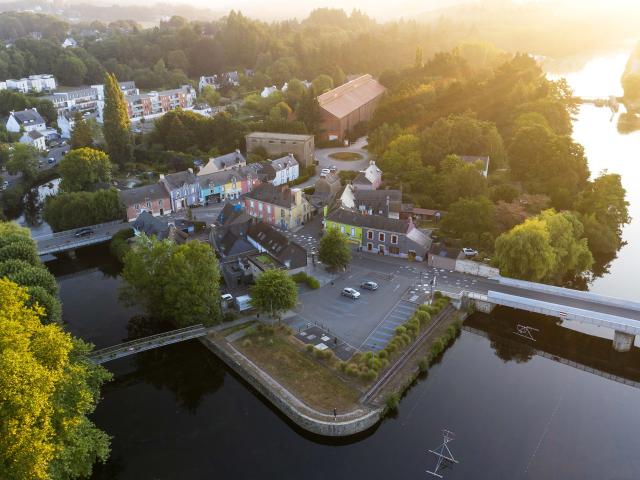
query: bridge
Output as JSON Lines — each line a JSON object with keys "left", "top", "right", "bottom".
{"left": 88, "top": 324, "right": 207, "bottom": 364}
{"left": 35, "top": 220, "right": 129, "bottom": 256}
{"left": 436, "top": 275, "right": 640, "bottom": 352}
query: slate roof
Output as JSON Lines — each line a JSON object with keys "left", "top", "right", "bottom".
{"left": 198, "top": 150, "right": 246, "bottom": 176}
{"left": 12, "top": 108, "right": 45, "bottom": 125}
{"left": 246, "top": 131, "right": 313, "bottom": 141}
{"left": 326, "top": 208, "right": 410, "bottom": 234}
{"left": 244, "top": 183, "right": 301, "bottom": 209}
{"left": 428, "top": 242, "right": 461, "bottom": 259}
{"left": 353, "top": 189, "right": 402, "bottom": 216}
{"left": 246, "top": 222, "right": 307, "bottom": 269}
{"left": 132, "top": 211, "right": 169, "bottom": 239}
{"left": 352, "top": 172, "right": 371, "bottom": 185}
{"left": 119, "top": 183, "right": 170, "bottom": 206}
{"left": 217, "top": 202, "right": 251, "bottom": 226}
{"left": 270, "top": 154, "right": 298, "bottom": 171}
{"left": 27, "top": 130, "right": 44, "bottom": 140}
{"left": 162, "top": 170, "right": 198, "bottom": 190}
{"left": 317, "top": 74, "right": 386, "bottom": 119}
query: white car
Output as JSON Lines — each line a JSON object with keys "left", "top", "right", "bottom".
{"left": 462, "top": 248, "right": 478, "bottom": 257}
{"left": 320, "top": 168, "right": 331, "bottom": 177}
{"left": 341, "top": 287, "right": 361, "bottom": 299}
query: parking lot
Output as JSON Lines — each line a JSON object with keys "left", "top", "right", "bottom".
{"left": 289, "top": 262, "right": 417, "bottom": 352}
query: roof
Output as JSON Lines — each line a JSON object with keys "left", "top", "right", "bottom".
{"left": 119, "top": 183, "right": 169, "bottom": 205}
{"left": 246, "top": 131, "right": 314, "bottom": 142}
{"left": 12, "top": 108, "right": 45, "bottom": 125}
{"left": 246, "top": 222, "right": 307, "bottom": 269}
{"left": 244, "top": 183, "right": 303, "bottom": 209}
{"left": 217, "top": 203, "right": 251, "bottom": 227}
{"left": 198, "top": 150, "right": 246, "bottom": 176}
{"left": 198, "top": 169, "right": 246, "bottom": 189}
{"left": 270, "top": 154, "right": 298, "bottom": 171}
{"left": 353, "top": 189, "right": 402, "bottom": 215}
{"left": 133, "top": 211, "right": 169, "bottom": 239}
{"left": 27, "top": 130, "right": 44, "bottom": 140}
{"left": 402, "top": 204, "right": 442, "bottom": 217}
{"left": 314, "top": 173, "right": 341, "bottom": 195}
{"left": 317, "top": 74, "right": 386, "bottom": 119}
{"left": 429, "top": 242, "right": 461, "bottom": 259}
{"left": 162, "top": 170, "right": 197, "bottom": 189}
{"left": 352, "top": 172, "right": 371, "bottom": 185}
{"left": 326, "top": 208, "right": 410, "bottom": 234}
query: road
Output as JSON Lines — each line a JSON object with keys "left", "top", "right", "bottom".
{"left": 2, "top": 144, "right": 69, "bottom": 189}
{"left": 35, "top": 221, "right": 128, "bottom": 255}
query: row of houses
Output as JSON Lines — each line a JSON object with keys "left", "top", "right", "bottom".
{"left": 0, "top": 74, "right": 56, "bottom": 93}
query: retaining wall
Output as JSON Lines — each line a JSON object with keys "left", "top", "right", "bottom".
{"left": 455, "top": 259, "right": 499, "bottom": 278}
{"left": 200, "top": 335, "right": 382, "bottom": 437}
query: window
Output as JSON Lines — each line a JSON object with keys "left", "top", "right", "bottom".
{"left": 158, "top": 199, "right": 163, "bottom": 207}
{"left": 267, "top": 205, "right": 271, "bottom": 214}
{"left": 379, "top": 232, "right": 385, "bottom": 242}
{"left": 367, "top": 231, "right": 373, "bottom": 240}
{"left": 389, "top": 246, "right": 400, "bottom": 255}
{"left": 367, "top": 243, "right": 373, "bottom": 251}
{"left": 134, "top": 203, "right": 140, "bottom": 210}
{"left": 250, "top": 200, "right": 255, "bottom": 208}
{"left": 391, "top": 235, "right": 398, "bottom": 244}
{"left": 146, "top": 201, "right": 151, "bottom": 208}
{"left": 281, "top": 209, "right": 285, "bottom": 217}
{"left": 258, "top": 203, "right": 263, "bottom": 211}
{"left": 340, "top": 226, "right": 345, "bottom": 234}
{"left": 350, "top": 227, "right": 356, "bottom": 236}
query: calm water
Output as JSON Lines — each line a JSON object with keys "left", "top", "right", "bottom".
{"left": 49, "top": 48, "right": 640, "bottom": 479}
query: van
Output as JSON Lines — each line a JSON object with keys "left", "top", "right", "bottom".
{"left": 234, "top": 294, "right": 252, "bottom": 312}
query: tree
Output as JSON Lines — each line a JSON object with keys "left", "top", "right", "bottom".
{"left": 440, "top": 196, "right": 494, "bottom": 247}
{"left": 296, "top": 88, "right": 323, "bottom": 135}
{"left": 311, "top": 74, "right": 334, "bottom": 94}
{"left": 121, "top": 236, "right": 221, "bottom": 327}
{"left": 58, "top": 147, "right": 112, "bottom": 192}
{"left": 102, "top": 72, "right": 133, "bottom": 165}
{"left": 70, "top": 111, "right": 93, "bottom": 149}
{"left": 319, "top": 226, "right": 351, "bottom": 271}
{"left": 574, "top": 173, "right": 630, "bottom": 238}
{"left": 53, "top": 54, "right": 88, "bottom": 86}
{"left": 6, "top": 143, "right": 39, "bottom": 183}
{"left": 200, "top": 85, "right": 221, "bottom": 107}
{"left": 43, "top": 189, "right": 124, "bottom": 232}
{"left": 437, "top": 155, "right": 488, "bottom": 208}
{"left": 249, "top": 269, "right": 298, "bottom": 318}
{"left": 0, "top": 278, "right": 111, "bottom": 480}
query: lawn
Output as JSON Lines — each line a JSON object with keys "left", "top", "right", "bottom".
{"left": 328, "top": 151, "right": 363, "bottom": 161}
{"left": 235, "top": 331, "right": 361, "bottom": 412}
{"left": 255, "top": 254, "right": 277, "bottom": 266}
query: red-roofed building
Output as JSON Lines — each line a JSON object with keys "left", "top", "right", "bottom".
{"left": 317, "top": 74, "right": 385, "bottom": 141}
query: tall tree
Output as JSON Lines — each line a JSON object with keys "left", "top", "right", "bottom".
{"left": 102, "top": 72, "right": 133, "bottom": 165}
{"left": 70, "top": 111, "right": 93, "bottom": 149}
{"left": 0, "top": 278, "right": 111, "bottom": 480}
{"left": 319, "top": 226, "right": 351, "bottom": 271}
{"left": 249, "top": 269, "right": 298, "bottom": 318}
{"left": 6, "top": 144, "right": 39, "bottom": 183}
{"left": 121, "top": 236, "right": 221, "bottom": 327}
{"left": 58, "top": 147, "right": 112, "bottom": 192}
{"left": 296, "top": 88, "right": 323, "bottom": 135}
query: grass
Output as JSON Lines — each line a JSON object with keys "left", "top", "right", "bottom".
{"left": 235, "top": 330, "right": 361, "bottom": 412}
{"left": 255, "top": 254, "right": 277, "bottom": 266}
{"left": 219, "top": 320, "right": 255, "bottom": 337}
{"left": 328, "top": 152, "right": 363, "bottom": 161}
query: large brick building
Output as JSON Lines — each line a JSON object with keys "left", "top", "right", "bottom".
{"left": 317, "top": 74, "right": 386, "bottom": 141}
{"left": 245, "top": 132, "right": 315, "bottom": 168}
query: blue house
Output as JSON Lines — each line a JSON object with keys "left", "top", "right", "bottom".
{"left": 160, "top": 169, "right": 200, "bottom": 211}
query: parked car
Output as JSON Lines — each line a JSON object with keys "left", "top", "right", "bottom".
{"left": 220, "top": 293, "right": 234, "bottom": 308}
{"left": 47, "top": 157, "right": 55, "bottom": 164}
{"left": 329, "top": 165, "right": 337, "bottom": 173}
{"left": 462, "top": 248, "right": 478, "bottom": 256}
{"left": 74, "top": 227, "right": 94, "bottom": 237}
{"left": 341, "top": 287, "right": 361, "bottom": 299}
{"left": 320, "top": 168, "right": 331, "bottom": 177}
{"left": 360, "top": 281, "right": 378, "bottom": 291}
{"left": 1, "top": 180, "right": 8, "bottom": 191}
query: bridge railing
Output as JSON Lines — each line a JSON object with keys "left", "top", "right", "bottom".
{"left": 33, "top": 220, "right": 126, "bottom": 241}
{"left": 88, "top": 324, "right": 207, "bottom": 363}
{"left": 38, "top": 234, "right": 115, "bottom": 254}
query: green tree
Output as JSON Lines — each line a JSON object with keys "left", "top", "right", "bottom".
{"left": 440, "top": 196, "right": 494, "bottom": 247}
{"left": 249, "top": 269, "right": 298, "bottom": 318}
{"left": 296, "top": 88, "right": 323, "bottom": 135}
{"left": 43, "top": 189, "right": 124, "bottom": 232}
{"left": 6, "top": 143, "right": 39, "bottom": 183}
{"left": 0, "top": 278, "right": 111, "bottom": 480}
{"left": 102, "top": 72, "right": 133, "bottom": 165}
{"left": 437, "top": 155, "right": 488, "bottom": 208}
{"left": 311, "top": 74, "right": 334, "bottom": 94}
{"left": 319, "top": 226, "right": 351, "bottom": 271}
{"left": 58, "top": 147, "right": 112, "bottom": 192}
{"left": 121, "top": 236, "right": 221, "bottom": 327}
{"left": 200, "top": 85, "right": 221, "bottom": 107}
{"left": 70, "top": 111, "right": 93, "bottom": 149}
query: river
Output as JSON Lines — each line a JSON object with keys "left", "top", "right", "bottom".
{"left": 48, "top": 47, "right": 640, "bottom": 480}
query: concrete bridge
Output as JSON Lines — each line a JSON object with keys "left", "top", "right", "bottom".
{"left": 88, "top": 324, "right": 207, "bottom": 364}
{"left": 443, "top": 277, "right": 640, "bottom": 352}
{"left": 35, "top": 220, "right": 129, "bottom": 256}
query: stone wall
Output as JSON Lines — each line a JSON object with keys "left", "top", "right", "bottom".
{"left": 455, "top": 259, "right": 499, "bottom": 278}
{"left": 200, "top": 335, "right": 382, "bottom": 437}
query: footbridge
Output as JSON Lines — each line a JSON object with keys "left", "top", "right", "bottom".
{"left": 35, "top": 220, "right": 129, "bottom": 256}
{"left": 88, "top": 324, "right": 207, "bottom": 364}
{"left": 452, "top": 277, "right": 640, "bottom": 352}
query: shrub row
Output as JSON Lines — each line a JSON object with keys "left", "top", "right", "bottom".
{"left": 291, "top": 271, "right": 320, "bottom": 289}
{"left": 109, "top": 228, "right": 134, "bottom": 263}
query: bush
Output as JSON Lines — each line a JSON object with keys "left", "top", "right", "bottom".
{"left": 291, "top": 271, "right": 320, "bottom": 289}
{"left": 418, "top": 357, "right": 429, "bottom": 373}
{"left": 416, "top": 310, "right": 431, "bottom": 325}
{"left": 223, "top": 310, "right": 238, "bottom": 323}
{"left": 305, "top": 344, "right": 314, "bottom": 353}
{"left": 377, "top": 349, "right": 388, "bottom": 360}
{"left": 385, "top": 392, "right": 400, "bottom": 412}
{"left": 242, "top": 339, "right": 252, "bottom": 348}
{"left": 430, "top": 338, "right": 445, "bottom": 358}
{"left": 346, "top": 363, "right": 359, "bottom": 377}
{"left": 110, "top": 228, "right": 134, "bottom": 262}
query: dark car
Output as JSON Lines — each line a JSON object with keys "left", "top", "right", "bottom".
{"left": 360, "top": 281, "right": 379, "bottom": 291}
{"left": 74, "top": 227, "right": 94, "bottom": 237}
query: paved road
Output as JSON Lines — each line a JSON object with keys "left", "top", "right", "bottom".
{"left": 35, "top": 221, "right": 128, "bottom": 254}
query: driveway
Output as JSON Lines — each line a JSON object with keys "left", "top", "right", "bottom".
{"left": 315, "top": 136, "right": 371, "bottom": 172}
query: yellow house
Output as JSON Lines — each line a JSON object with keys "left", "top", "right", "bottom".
{"left": 244, "top": 183, "right": 312, "bottom": 231}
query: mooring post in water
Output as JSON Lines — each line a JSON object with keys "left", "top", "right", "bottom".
{"left": 426, "top": 429, "right": 458, "bottom": 478}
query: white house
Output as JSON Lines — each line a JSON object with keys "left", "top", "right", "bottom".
{"left": 259, "top": 154, "right": 299, "bottom": 186}
{"left": 260, "top": 85, "right": 278, "bottom": 98}
{"left": 6, "top": 109, "right": 46, "bottom": 133}
{"left": 57, "top": 112, "right": 75, "bottom": 139}
{"left": 26, "top": 74, "right": 56, "bottom": 92}
{"left": 20, "top": 130, "right": 46, "bottom": 150}
{"left": 61, "top": 37, "right": 78, "bottom": 48}
{"left": 6, "top": 78, "right": 29, "bottom": 93}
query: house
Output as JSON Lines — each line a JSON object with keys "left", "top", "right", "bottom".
{"left": 6, "top": 74, "right": 56, "bottom": 93}
{"left": 198, "top": 165, "right": 260, "bottom": 205}
{"left": 400, "top": 204, "right": 443, "bottom": 222}
{"left": 317, "top": 74, "right": 386, "bottom": 141}
{"left": 458, "top": 155, "right": 490, "bottom": 177}
{"left": 197, "top": 150, "right": 246, "bottom": 176}
{"left": 310, "top": 173, "right": 341, "bottom": 207}
{"left": 352, "top": 160, "right": 382, "bottom": 190}
{"left": 246, "top": 222, "right": 308, "bottom": 271}
{"left": 427, "top": 242, "right": 461, "bottom": 270}
{"left": 209, "top": 204, "right": 255, "bottom": 258}
{"left": 245, "top": 131, "right": 315, "bottom": 168}
{"left": 119, "top": 182, "right": 172, "bottom": 221}
{"left": 325, "top": 208, "right": 431, "bottom": 260}
{"left": 19, "top": 130, "right": 46, "bottom": 150}
{"left": 124, "top": 85, "right": 196, "bottom": 121}
{"left": 61, "top": 37, "right": 78, "bottom": 48}
{"left": 160, "top": 169, "right": 200, "bottom": 211}
{"left": 6, "top": 108, "right": 46, "bottom": 133}
{"left": 198, "top": 71, "right": 240, "bottom": 91}
{"left": 132, "top": 211, "right": 188, "bottom": 244}
{"left": 259, "top": 154, "right": 299, "bottom": 186}
{"left": 244, "top": 183, "right": 312, "bottom": 231}
{"left": 341, "top": 184, "right": 402, "bottom": 218}
{"left": 261, "top": 85, "right": 278, "bottom": 97}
